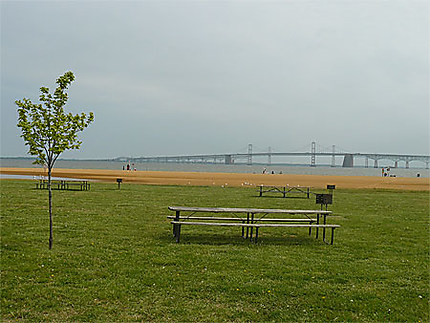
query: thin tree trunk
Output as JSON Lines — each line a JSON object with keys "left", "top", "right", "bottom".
{"left": 48, "top": 167, "right": 53, "bottom": 250}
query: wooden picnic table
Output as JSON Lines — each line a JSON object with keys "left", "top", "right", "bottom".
{"left": 168, "top": 206, "right": 339, "bottom": 244}
{"left": 257, "top": 185, "right": 311, "bottom": 198}
{"left": 35, "top": 179, "right": 90, "bottom": 191}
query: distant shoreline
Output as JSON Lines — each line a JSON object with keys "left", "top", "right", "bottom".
{"left": 1, "top": 156, "right": 428, "bottom": 167}
{"left": 1, "top": 167, "right": 428, "bottom": 191}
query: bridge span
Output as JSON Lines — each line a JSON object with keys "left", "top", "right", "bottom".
{"left": 118, "top": 150, "right": 430, "bottom": 169}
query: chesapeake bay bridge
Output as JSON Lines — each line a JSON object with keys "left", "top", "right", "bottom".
{"left": 118, "top": 142, "right": 430, "bottom": 169}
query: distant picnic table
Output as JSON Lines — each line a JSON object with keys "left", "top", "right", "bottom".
{"left": 168, "top": 206, "right": 339, "bottom": 244}
{"left": 257, "top": 185, "right": 311, "bottom": 198}
{"left": 35, "top": 179, "right": 90, "bottom": 191}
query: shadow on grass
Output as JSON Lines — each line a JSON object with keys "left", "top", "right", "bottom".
{"left": 158, "top": 231, "right": 324, "bottom": 247}
{"left": 251, "top": 195, "right": 312, "bottom": 200}
{"left": 32, "top": 188, "right": 92, "bottom": 193}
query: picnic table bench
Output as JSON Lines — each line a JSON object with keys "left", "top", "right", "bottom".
{"left": 257, "top": 185, "right": 311, "bottom": 198}
{"left": 35, "top": 179, "right": 90, "bottom": 191}
{"left": 168, "top": 206, "right": 339, "bottom": 244}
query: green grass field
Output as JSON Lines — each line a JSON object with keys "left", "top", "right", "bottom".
{"left": 1, "top": 180, "right": 429, "bottom": 322}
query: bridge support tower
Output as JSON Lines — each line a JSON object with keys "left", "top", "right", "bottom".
{"left": 310, "top": 141, "right": 316, "bottom": 167}
{"left": 225, "top": 155, "right": 233, "bottom": 165}
{"left": 247, "top": 144, "right": 253, "bottom": 165}
{"left": 342, "top": 154, "right": 354, "bottom": 167}
{"left": 268, "top": 146, "right": 272, "bottom": 165}
{"left": 331, "top": 145, "right": 335, "bottom": 167}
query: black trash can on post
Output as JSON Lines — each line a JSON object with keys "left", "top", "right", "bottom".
{"left": 315, "top": 193, "right": 333, "bottom": 241}
{"left": 116, "top": 178, "right": 123, "bottom": 189}
{"left": 316, "top": 193, "right": 333, "bottom": 211}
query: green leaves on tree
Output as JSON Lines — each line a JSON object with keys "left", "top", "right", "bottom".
{"left": 15, "top": 71, "right": 94, "bottom": 169}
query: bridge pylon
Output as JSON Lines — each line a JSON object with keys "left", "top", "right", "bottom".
{"left": 268, "top": 146, "right": 272, "bottom": 165}
{"left": 225, "top": 155, "right": 233, "bottom": 164}
{"left": 342, "top": 154, "right": 354, "bottom": 167}
{"left": 331, "top": 145, "right": 335, "bottom": 167}
{"left": 310, "top": 142, "right": 316, "bottom": 167}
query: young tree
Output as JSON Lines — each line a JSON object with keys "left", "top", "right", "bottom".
{"left": 15, "top": 71, "right": 94, "bottom": 249}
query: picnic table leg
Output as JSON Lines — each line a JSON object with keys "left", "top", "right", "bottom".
{"left": 331, "top": 227, "right": 335, "bottom": 245}
{"left": 283, "top": 187, "right": 286, "bottom": 198}
{"left": 316, "top": 214, "right": 320, "bottom": 239}
{"left": 259, "top": 186, "right": 263, "bottom": 197}
{"left": 173, "top": 211, "right": 180, "bottom": 238}
{"left": 246, "top": 213, "right": 250, "bottom": 238}
{"left": 323, "top": 214, "right": 327, "bottom": 242}
{"left": 307, "top": 188, "right": 310, "bottom": 198}
{"left": 255, "top": 227, "right": 259, "bottom": 243}
{"left": 175, "top": 224, "right": 181, "bottom": 243}
{"left": 249, "top": 213, "right": 255, "bottom": 240}
{"left": 241, "top": 220, "right": 245, "bottom": 238}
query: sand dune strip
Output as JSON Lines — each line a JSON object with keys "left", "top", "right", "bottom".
{"left": 1, "top": 167, "right": 428, "bottom": 191}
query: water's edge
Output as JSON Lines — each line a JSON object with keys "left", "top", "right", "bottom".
{"left": 1, "top": 158, "right": 428, "bottom": 178}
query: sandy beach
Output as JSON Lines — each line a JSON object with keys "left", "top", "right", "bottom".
{"left": 1, "top": 167, "right": 429, "bottom": 191}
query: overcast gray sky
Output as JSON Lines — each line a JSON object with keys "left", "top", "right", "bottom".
{"left": 1, "top": 0, "right": 429, "bottom": 159}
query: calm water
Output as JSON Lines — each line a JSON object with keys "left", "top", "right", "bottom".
{"left": 1, "top": 158, "right": 428, "bottom": 178}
